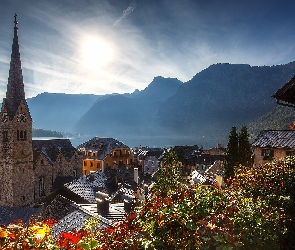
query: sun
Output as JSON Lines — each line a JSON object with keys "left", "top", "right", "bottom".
{"left": 82, "top": 37, "right": 113, "bottom": 70}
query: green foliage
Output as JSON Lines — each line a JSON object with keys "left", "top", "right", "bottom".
{"left": 1, "top": 157, "right": 295, "bottom": 249}
{"left": 224, "top": 126, "right": 239, "bottom": 179}
{"left": 153, "top": 149, "right": 187, "bottom": 197}
{"left": 224, "top": 125, "right": 252, "bottom": 179}
{"left": 238, "top": 125, "right": 252, "bottom": 167}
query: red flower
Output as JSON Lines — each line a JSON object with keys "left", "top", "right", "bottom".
{"left": 43, "top": 218, "right": 58, "bottom": 227}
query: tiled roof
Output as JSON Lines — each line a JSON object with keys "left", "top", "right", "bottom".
{"left": 64, "top": 173, "right": 107, "bottom": 203}
{"left": 147, "top": 149, "right": 164, "bottom": 158}
{"left": 42, "top": 195, "right": 77, "bottom": 221}
{"left": 252, "top": 130, "right": 295, "bottom": 149}
{"left": 63, "top": 168, "right": 137, "bottom": 204}
{"left": 202, "top": 147, "right": 225, "bottom": 156}
{"left": 0, "top": 206, "right": 42, "bottom": 225}
{"left": 33, "top": 139, "right": 76, "bottom": 163}
{"left": 50, "top": 209, "right": 107, "bottom": 239}
{"left": 77, "top": 137, "right": 129, "bottom": 160}
{"left": 273, "top": 76, "right": 295, "bottom": 106}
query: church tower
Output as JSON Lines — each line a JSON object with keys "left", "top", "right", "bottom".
{"left": 0, "top": 14, "right": 34, "bottom": 206}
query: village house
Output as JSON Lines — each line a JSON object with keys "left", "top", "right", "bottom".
{"left": 77, "top": 137, "right": 134, "bottom": 175}
{"left": 248, "top": 72, "right": 295, "bottom": 167}
{"left": 252, "top": 130, "right": 295, "bottom": 166}
{"left": 173, "top": 144, "right": 225, "bottom": 175}
{"left": 133, "top": 146, "right": 164, "bottom": 175}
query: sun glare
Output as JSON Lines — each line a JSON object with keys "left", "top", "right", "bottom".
{"left": 82, "top": 37, "right": 113, "bottom": 70}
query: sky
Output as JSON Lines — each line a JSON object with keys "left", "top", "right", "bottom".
{"left": 0, "top": 0, "right": 295, "bottom": 99}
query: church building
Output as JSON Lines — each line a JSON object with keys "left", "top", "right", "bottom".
{"left": 0, "top": 15, "right": 82, "bottom": 207}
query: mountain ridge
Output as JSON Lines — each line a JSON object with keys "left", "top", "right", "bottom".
{"left": 25, "top": 61, "right": 295, "bottom": 148}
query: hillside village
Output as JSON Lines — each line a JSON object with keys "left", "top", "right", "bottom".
{"left": 1, "top": 15, "right": 295, "bottom": 249}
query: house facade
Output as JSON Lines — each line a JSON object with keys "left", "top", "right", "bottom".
{"left": 0, "top": 16, "right": 82, "bottom": 207}
{"left": 252, "top": 130, "right": 295, "bottom": 166}
{"left": 77, "top": 137, "right": 134, "bottom": 175}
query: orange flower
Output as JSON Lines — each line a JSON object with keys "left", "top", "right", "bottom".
{"left": 0, "top": 228, "right": 8, "bottom": 238}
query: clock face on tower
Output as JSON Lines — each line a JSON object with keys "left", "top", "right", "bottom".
{"left": 16, "top": 113, "right": 27, "bottom": 122}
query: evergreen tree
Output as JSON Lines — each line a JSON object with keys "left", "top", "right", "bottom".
{"left": 224, "top": 126, "right": 239, "bottom": 180}
{"left": 238, "top": 125, "right": 252, "bottom": 166}
{"left": 154, "top": 149, "right": 186, "bottom": 197}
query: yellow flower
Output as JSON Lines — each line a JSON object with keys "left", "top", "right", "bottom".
{"left": 30, "top": 224, "right": 50, "bottom": 239}
{"left": 35, "top": 228, "right": 46, "bottom": 239}
{"left": 0, "top": 228, "right": 8, "bottom": 238}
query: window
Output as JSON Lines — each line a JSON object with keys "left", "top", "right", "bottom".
{"left": 96, "top": 162, "right": 100, "bottom": 168}
{"left": 262, "top": 149, "right": 274, "bottom": 160}
{"left": 40, "top": 159, "right": 44, "bottom": 165}
{"left": 2, "top": 131, "right": 8, "bottom": 142}
{"left": 17, "top": 130, "right": 27, "bottom": 140}
{"left": 73, "top": 170, "right": 77, "bottom": 177}
{"left": 83, "top": 161, "right": 87, "bottom": 166}
{"left": 90, "top": 162, "right": 93, "bottom": 167}
{"left": 39, "top": 177, "right": 45, "bottom": 197}
{"left": 286, "top": 151, "right": 295, "bottom": 157}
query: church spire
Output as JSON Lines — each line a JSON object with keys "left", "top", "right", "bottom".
{"left": 5, "top": 13, "right": 26, "bottom": 119}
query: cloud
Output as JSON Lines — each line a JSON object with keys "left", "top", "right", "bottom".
{"left": 113, "top": 1, "right": 137, "bottom": 26}
{"left": 1, "top": 0, "right": 295, "bottom": 101}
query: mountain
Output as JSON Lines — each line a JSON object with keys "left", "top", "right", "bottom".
{"left": 27, "top": 93, "right": 102, "bottom": 132}
{"left": 153, "top": 62, "right": 295, "bottom": 147}
{"left": 26, "top": 62, "right": 295, "bottom": 148}
{"left": 247, "top": 105, "right": 295, "bottom": 141}
{"left": 74, "top": 76, "right": 183, "bottom": 137}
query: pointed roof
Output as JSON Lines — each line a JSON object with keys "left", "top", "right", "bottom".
{"left": 4, "top": 14, "right": 27, "bottom": 119}
{"left": 272, "top": 76, "right": 295, "bottom": 107}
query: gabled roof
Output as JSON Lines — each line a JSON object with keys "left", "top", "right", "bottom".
{"left": 33, "top": 139, "right": 76, "bottom": 163}
{"left": 63, "top": 167, "right": 137, "bottom": 204}
{"left": 252, "top": 130, "right": 295, "bottom": 149}
{"left": 202, "top": 147, "right": 225, "bottom": 156}
{"left": 64, "top": 171, "right": 110, "bottom": 203}
{"left": 77, "top": 137, "right": 130, "bottom": 160}
{"left": 273, "top": 75, "right": 295, "bottom": 107}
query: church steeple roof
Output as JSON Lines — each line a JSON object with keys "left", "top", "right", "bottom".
{"left": 5, "top": 14, "right": 27, "bottom": 119}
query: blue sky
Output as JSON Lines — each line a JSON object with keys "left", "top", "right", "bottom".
{"left": 0, "top": 0, "right": 295, "bottom": 99}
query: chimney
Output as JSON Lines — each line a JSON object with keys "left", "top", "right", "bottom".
{"left": 95, "top": 191, "right": 110, "bottom": 214}
{"left": 122, "top": 194, "right": 134, "bottom": 214}
{"left": 134, "top": 167, "right": 138, "bottom": 184}
{"left": 89, "top": 172, "right": 95, "bottom": 181}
